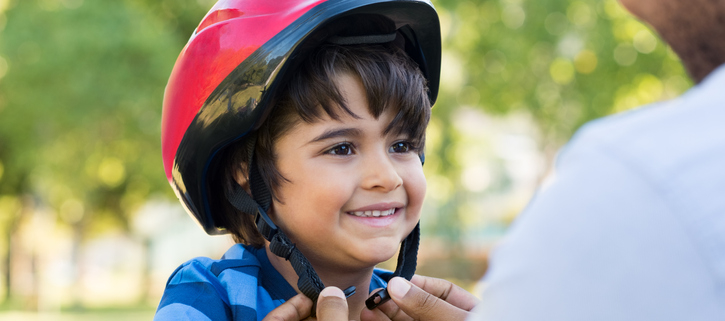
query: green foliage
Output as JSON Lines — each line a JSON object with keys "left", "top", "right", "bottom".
{"left": 0, "top": 0, "right": 208, "bottom": 233}
{"left": 432, "top": 0, "right": 689, "bottom": 141}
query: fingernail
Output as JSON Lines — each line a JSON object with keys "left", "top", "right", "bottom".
{"left": 388, "top": 277, "right": 411, "bottom": 299}
{"left": 320, "top": 286, "right": 346, "bottom": 299}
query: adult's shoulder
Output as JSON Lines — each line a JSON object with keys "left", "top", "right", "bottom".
{"left": 561, "top": 66, "right": 725, "bottom": 181}
{"left": 542, "top": 65, "right": 725, "bottom": 288}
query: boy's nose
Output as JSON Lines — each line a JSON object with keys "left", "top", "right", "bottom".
{"left": 361, "top": 152, "right": 403, "bottom": 192}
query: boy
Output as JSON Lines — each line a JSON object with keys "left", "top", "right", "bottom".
{"left": 155, "top": 0, "right": 441, "bottom": 320}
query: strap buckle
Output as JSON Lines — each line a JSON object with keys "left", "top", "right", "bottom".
{"left": 365, "top": 288, "right": 390, "bottom": 309}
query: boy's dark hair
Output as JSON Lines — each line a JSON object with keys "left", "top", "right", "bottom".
{"left": 214, "top": 42, "right": 431, "bottom": 247}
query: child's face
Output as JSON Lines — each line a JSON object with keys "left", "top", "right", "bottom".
{"left": 270, "top": 73, "right": 426, "bottom": 270}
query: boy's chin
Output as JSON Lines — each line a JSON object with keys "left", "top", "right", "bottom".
{"left": 356, "top": 243, "right": 403, "bottom": 267}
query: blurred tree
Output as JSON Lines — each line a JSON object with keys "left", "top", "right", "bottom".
{"left": 0, "top": 0, "right": 208, "bottom": 307}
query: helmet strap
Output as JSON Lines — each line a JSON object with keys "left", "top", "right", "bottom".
{"left": 365, "top": 222, "right": 420, "bottom": 310}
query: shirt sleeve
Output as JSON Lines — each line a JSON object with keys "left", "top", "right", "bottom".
{"left": 154, "top": 261, "right": 234, "bottom": 321}
{"left": 469, "top": 135, "right": 721, "bottom": 321}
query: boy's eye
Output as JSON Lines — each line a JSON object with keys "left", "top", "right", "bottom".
{"left": 326, "top": 143, "right": 353, "bottom": 155}
{"left": 389, "top": 142, "right": 411, "bottom": 153}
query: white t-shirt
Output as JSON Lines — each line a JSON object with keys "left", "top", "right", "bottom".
{"left": 472, "top": 64, "right": 725, "bottom": 320}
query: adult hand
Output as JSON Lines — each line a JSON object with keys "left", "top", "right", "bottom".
{"left": 315, "top": 287, "right": 350, "bottom": 321}
{"left": 361, "top": 275, "right": 480, "bottom": 321}
{"left": 262, "top": 292, "right": 313, "bottom": 321}
{"left": 262, "top": 287, "right": 350, "bottom": 321}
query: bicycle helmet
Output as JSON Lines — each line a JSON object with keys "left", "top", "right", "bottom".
{"left": 161, "top": 0, "right": 441, "bottom": 309}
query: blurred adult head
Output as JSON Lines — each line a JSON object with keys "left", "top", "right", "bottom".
{"left": 618, "top": 0, "right": 725, "bottom": 83}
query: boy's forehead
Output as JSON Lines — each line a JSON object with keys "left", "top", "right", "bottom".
{"left": 300, "top": 73, "right": 399, "bottom": 123}
{"left": 283, "top": 108, "right": 400, "bottom": 144}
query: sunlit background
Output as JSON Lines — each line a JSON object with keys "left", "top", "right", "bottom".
{"left": 0, "top": 0, "right": 689, "bottom": 319}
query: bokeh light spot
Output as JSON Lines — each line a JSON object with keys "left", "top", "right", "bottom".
{"left": 633, "top": 30, "right": 657, "bottom": 53}
{"left": 0, "top": 195, "right": 20, "bottom": 217}
{"left": 501, "top": 5, "right": 525, "bottom": 30}
{"left": 427, "top": 174, "right": 453, "bottom": 202}
{"left": 440, "top": 51, "right": 464, "bottom": 92}
{"left": 604, "top": 0, "right": 627, "bottom": 19}
{"left": 461, "top": 165, "right": 492, "bottom": 192}
{"left": 536, "top": 82, "right": 561, "bottom": 107}
{"left": 545, "top": 12, "right": 568, "bottom": 36}
{"left": 98, "top": 157, "right": 126, "bottom": 188}
{"left": 574, "top": 50, "right": 598, "bottom": 74}
{"left": 664, "top": 75, "right": 691, "bottom": 98}
{"left": 60, "top": 198, "right": 85, "bottom": 224}
{"left": 38, "top": 0, "right": 61, "bottom": 11}
{"left": 557, "top": 34, "right": 584, "bottom": 58}
{"left": 549, "top": 58, "right": 575, "bottom": 85}
{"left": 636, "top": 74, "right": 664, "bottom": 103}
{"left": 567, "top": 2, "right": 593, "bottom": 27}
{"left": 614, "top": 43, "right": 637, "bottom": 66}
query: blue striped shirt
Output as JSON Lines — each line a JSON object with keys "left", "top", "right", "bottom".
{"left": 154, "top": 243, "right": 391, "bottom": 321}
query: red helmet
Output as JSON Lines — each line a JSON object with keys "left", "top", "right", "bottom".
{"left": 161, "top": 0, "right": 441, "bottom": 234}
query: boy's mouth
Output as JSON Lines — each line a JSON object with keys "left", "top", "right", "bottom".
{"left": 347, "top": 208, "right": 396, "bottom": 217}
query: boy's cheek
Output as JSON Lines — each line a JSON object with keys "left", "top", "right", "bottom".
{"left": 404, "top": 169, "right": 426, "bottom": 215}
{"left": 405, "top": 163, "right": 427, "bottom": 190}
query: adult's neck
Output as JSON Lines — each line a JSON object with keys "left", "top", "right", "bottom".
{"left": 265, "top": 243, "right": 374, "bottom": 321}
{"left": 637, "top": 1, "right": 725, "bottom": 83}
{"left": 664, "top": 32, "right": 725, "bottom": 84}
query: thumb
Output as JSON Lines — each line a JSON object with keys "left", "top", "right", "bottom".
{"left": 316, "top": 286, "right": 350, "bottom": 321}
{"left": 387, "top": 277, "right": 468, "bottom": 321}
{"left": 261, "top": 293, "right": 312, "bottom": 321}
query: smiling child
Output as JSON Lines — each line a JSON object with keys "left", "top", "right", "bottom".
{"left": 155, "top": 1, "right": 441, "bottom": 320}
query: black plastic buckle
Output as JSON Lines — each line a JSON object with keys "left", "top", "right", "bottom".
{"left": 365, "top": 288, "right": 391, "bottom": 310}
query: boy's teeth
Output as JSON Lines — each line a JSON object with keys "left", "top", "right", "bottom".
{"left": 350, "top": 209, "right": 395, "bottom": 217}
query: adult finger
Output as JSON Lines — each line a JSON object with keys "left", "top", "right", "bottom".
{"left": 316, "top": 286, "right": 350, "bottom": 321}
{"left": 386, "top": 277, "right": 472, "bottom": 321}
{"left": 361, "top": 298, "right": 411, "bottom": 321}
{"left": 410, "top": 275, "right": 480, "bottom": 311}
{"left": 262, "top": 293, "right": 313, "bottom": 321}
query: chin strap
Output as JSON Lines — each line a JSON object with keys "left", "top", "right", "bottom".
{"left": 226, "top": 137, "right": 419, "bottom": 314}
{"left": 365, "top": 222, "right": 420, "bottom": 310}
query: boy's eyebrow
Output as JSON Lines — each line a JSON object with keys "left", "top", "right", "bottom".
{"left": 307, "top": 128, "right": 362, "bottom": 144}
